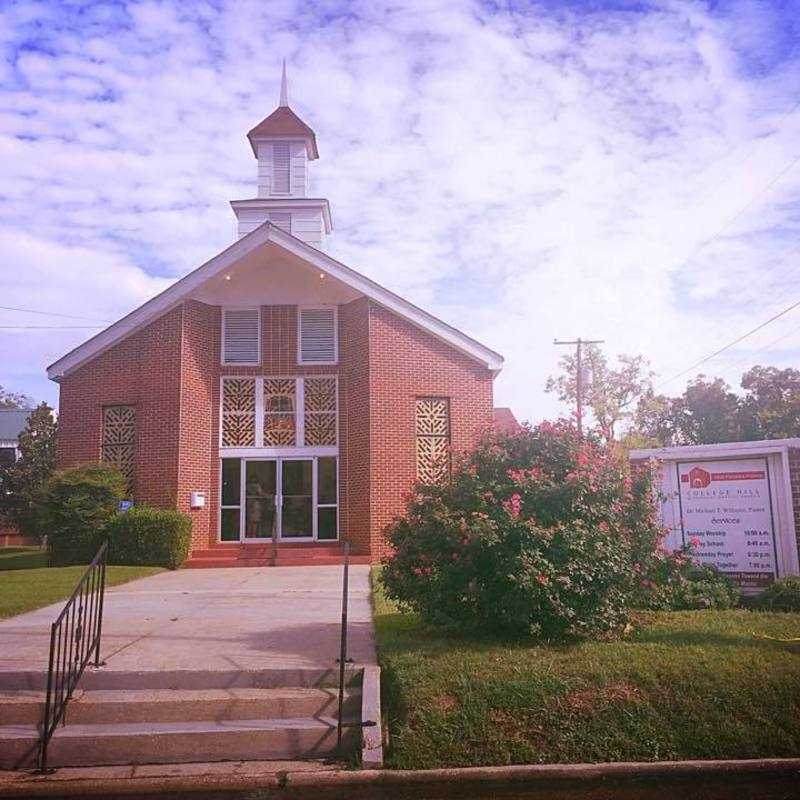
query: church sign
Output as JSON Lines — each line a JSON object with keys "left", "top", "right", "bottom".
{"left": 675, "top": 458, "right": 777, "bottom": 588}
{"left": 630, "top": 440, "right": 800, "bottom": 592}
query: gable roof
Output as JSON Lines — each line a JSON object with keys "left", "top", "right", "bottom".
{"left": 0, "top": 410, "right": 33, "bottom": 444}
{"left": 247, "top": 106, "right": 319, "bottom": 159}
{"left": 492, "top": 407, "right": 522, "bottom": 434}
{"left": 46, "top": 222, "right": 504, "bottom": 381}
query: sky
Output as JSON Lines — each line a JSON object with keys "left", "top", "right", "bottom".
{"left": 1, "top": 0, "right": 800, "bottom": 424}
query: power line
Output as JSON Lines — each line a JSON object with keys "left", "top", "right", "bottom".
{"left": 0, "top": 305, "right": 111, "bottom": 323}
{"left": 0, "top": 325, "right": 103, "bottom": 330}
{"left": 676, "top": 150, "right": 800, "bottom": 273}
{"left": 714, "top": 319, "right": 800, "bottom": 378}
{"left": 654, "top": 294, "right": 800, "bottom": 391}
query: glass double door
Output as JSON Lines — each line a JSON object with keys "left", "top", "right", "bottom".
{"left": 243, "top": 459, "right": 313, "bottom": 541}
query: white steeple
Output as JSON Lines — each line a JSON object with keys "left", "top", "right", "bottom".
{"left": 279, "top": 59, "right": 289, "bottom": 107}
{"left": 230, "top": 63, "right": 331, "bottom": 249}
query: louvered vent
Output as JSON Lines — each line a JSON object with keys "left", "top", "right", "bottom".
{"left": 272, "top": 142, "right": 290, "bottom": 194}
{"left": 222, "top": 309, "right": 260, "bottom": 364}
{"left": 268, "top": 212, "right": 291, "bottom": 233}
{"left": 299, "top": 307, "right": 337, "bottom": 364}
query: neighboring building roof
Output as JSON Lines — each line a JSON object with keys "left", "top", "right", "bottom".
{"left": 247, "top": 106, "right": 319, "bottom": 159}
{"left": 46, "top": 222, "right": 505, "bottom": 381}
{"left": 492, "top": 407, "right": 522, "bottom": 434}
{"left": 0, "top": 410, "right": 33, "bottom": 444}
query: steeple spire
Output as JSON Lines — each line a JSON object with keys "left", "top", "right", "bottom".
{"left": 279, "top": 59, "right": 289, "bottom": 107}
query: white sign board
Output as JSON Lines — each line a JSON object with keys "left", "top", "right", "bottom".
{"left": 675, "top": 458, "right": 777, "bottom": 589}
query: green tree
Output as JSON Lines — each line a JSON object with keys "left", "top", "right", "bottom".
{"left": 739, "top": 365, "right": 800, "bottom": 439}
{"left": 629, "top": 391, "right": 677, "bottom": 447}
{"left": 0, "top": 385, "right": 33, "bottom": 410}
{"left": 673, "top": 375, "right": 744, "bottom": 444}
{"left": 0, "top": 403, "right": 58, "bottom": 538}
{"left": 545, "top": 344, "right": 653, "bottom": 442}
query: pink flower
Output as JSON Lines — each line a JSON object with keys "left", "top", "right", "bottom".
{"left": 502, "top": 493, "right": 522, "bottom": 518}
{"left": 536, "top": 574, "right": 549, "bottom": 585}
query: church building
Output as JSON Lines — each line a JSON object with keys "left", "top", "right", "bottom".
{"left": 47, "top": 68, "right": 504, "bottom": 566}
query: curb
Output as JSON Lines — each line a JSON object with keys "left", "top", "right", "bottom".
{"left": 2, "top": 758, "right": 800, "bottom": 799}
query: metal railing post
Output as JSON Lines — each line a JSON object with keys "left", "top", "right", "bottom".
{"left": 37, "top": 622, "right": 58, "bottom": 772}
{"left": 94, "top": 547, "right": 107, "bottom": 667}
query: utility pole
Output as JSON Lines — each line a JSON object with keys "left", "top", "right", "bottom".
{"left": 553, "top": 337, "right": 604, "bottom": 435}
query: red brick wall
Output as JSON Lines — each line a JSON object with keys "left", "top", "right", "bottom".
{"left": 57, "top": 306, "right": 184, "bottom": 509}
{"left": 339, "top": 298, "right": 371, "bottom": 555}
{"left": 788, "top": 448, "right": 800, "bottom": 559}
{"left": 367, "top": 302, "right": 494, "bottom": 558}
{"left": 56, "top": 298, "right": 496, "bottom": 561}
{"left": 177, "top": 301, "right": 218, "bottom": 550}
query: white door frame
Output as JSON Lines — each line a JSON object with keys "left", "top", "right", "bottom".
{"left": 230, "top": 456, "right": 326, "bottom": 543}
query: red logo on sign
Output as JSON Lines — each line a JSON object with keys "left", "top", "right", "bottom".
{"left": 686, "top": 467, "right": 711, "bottom": 488}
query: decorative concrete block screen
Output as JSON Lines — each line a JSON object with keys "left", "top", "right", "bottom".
{"left": 415, "top": 398, "right": 450, "bottom": 483}
{"left": 101, "top": 405, "right": 136, "bottom": 490}
{"left": 304, "top": 377, "right": 337, "bottom": 446}
{"left": 221, "top": 378, "right": 256, "bottom": 446}
{"left": 264, "top": 378, "right": 296, "bottom": 446}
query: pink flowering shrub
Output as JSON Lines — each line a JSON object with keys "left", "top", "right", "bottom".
{"left": 381, "top": 420, "right": 735, "bottom": 640}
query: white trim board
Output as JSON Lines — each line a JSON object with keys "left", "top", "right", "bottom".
{"left": 47, "top": 222, "right": 504, "bottom": 380}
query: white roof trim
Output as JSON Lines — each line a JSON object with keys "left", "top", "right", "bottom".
{"left": 47, "top": 222, "right": 504, "bottom": 380}
{"left": 630, "top": 438, "right": 800, "bottom": 460}
{"left": 230, "top": 198, "right": 333, "bottom": 233}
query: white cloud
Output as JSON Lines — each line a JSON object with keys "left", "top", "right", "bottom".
{"left": 1, "top": 0, "right": 799, "bottom": 422}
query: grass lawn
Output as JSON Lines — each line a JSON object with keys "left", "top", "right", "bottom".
{"left": 0, "top": 546, "right": 49, "bottom": 571}
{"left": 372, "top": 568, "right": 800, "bottom": 769}
{"left": 0, "top": 563, "right": 164, "bottom": 619}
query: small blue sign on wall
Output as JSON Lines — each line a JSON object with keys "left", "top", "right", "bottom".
{"left": 118, "top": 500, "right": 134, "bottom": 512}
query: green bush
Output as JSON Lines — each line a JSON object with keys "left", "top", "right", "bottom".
{"left": 636, "top": 556, "right": 740, "bottom": 610}
{"left": 756, "top": 577, "right": 800, "bottom": 612}
{"left": 40, "top": 464, "right": 126, "bottom": 565}
{"left": 106, "top": 506, "right": 191, "bottom": 569}
{"left": 382, "top": 421, "right": 671, "bottom": 640}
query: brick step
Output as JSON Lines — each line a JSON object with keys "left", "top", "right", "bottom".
{"left": 0, "top": 716, "right": 359, "bottom": 769}
{"left": 0, "top": 687, "right": 355, "bottom": 726}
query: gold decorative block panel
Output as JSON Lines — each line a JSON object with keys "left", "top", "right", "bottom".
{"left": 304, "top": 377, "right": 337, "bottom": 446}
{"left": 415, "top": 398, "right": 450, "bottom": 483}
{"left": 102, "top": 405, "right": 136, "bottom": 490}
{"left": 222, "top": 378, "right": 256, "bottom": 446}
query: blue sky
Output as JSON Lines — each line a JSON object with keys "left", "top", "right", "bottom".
{"left": 1, "top": 0, "right": 800, "bottom": 424}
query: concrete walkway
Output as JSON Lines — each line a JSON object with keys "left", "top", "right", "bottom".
{"left": 0, "top": 566, "right": 376, "bottom": 674}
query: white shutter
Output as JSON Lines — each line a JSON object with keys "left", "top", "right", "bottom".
{"left": 272, "top": 142, "right": 290, "bottom": 194}
{"left": 268, "top": 212, "right": 291, "bottom": 233}
{"left": 222, "top": 309, "right": 260, "bottom": 365}
{"left": 298, "top": 307, "right": 337, "bottom": 364}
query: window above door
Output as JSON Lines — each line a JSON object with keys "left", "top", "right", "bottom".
{"left": 220, "top": 375, "right": 338, "bottom": 451}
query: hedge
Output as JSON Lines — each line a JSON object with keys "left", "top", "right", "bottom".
{"left": 106, "top": 506, "right": 192, "bottom": 569}
{"left": 40, "top": 464, "right": 126, "bottom": 566}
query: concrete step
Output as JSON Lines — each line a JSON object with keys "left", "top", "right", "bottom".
{"left": 0, "top": 666, "right": 362, "bottom": 692}
{"left": 0, "top": 686, "right": 357, "bottom": 725}
{"left": 0, "top": 716, "right": 359, "bottom": 769}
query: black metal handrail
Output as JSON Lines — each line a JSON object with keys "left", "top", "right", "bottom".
{"left": 337, "top": 541, "right": 351, "bottom": 752}
{"left": 38, "top": 540, "right": 108, "bottom": 772}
